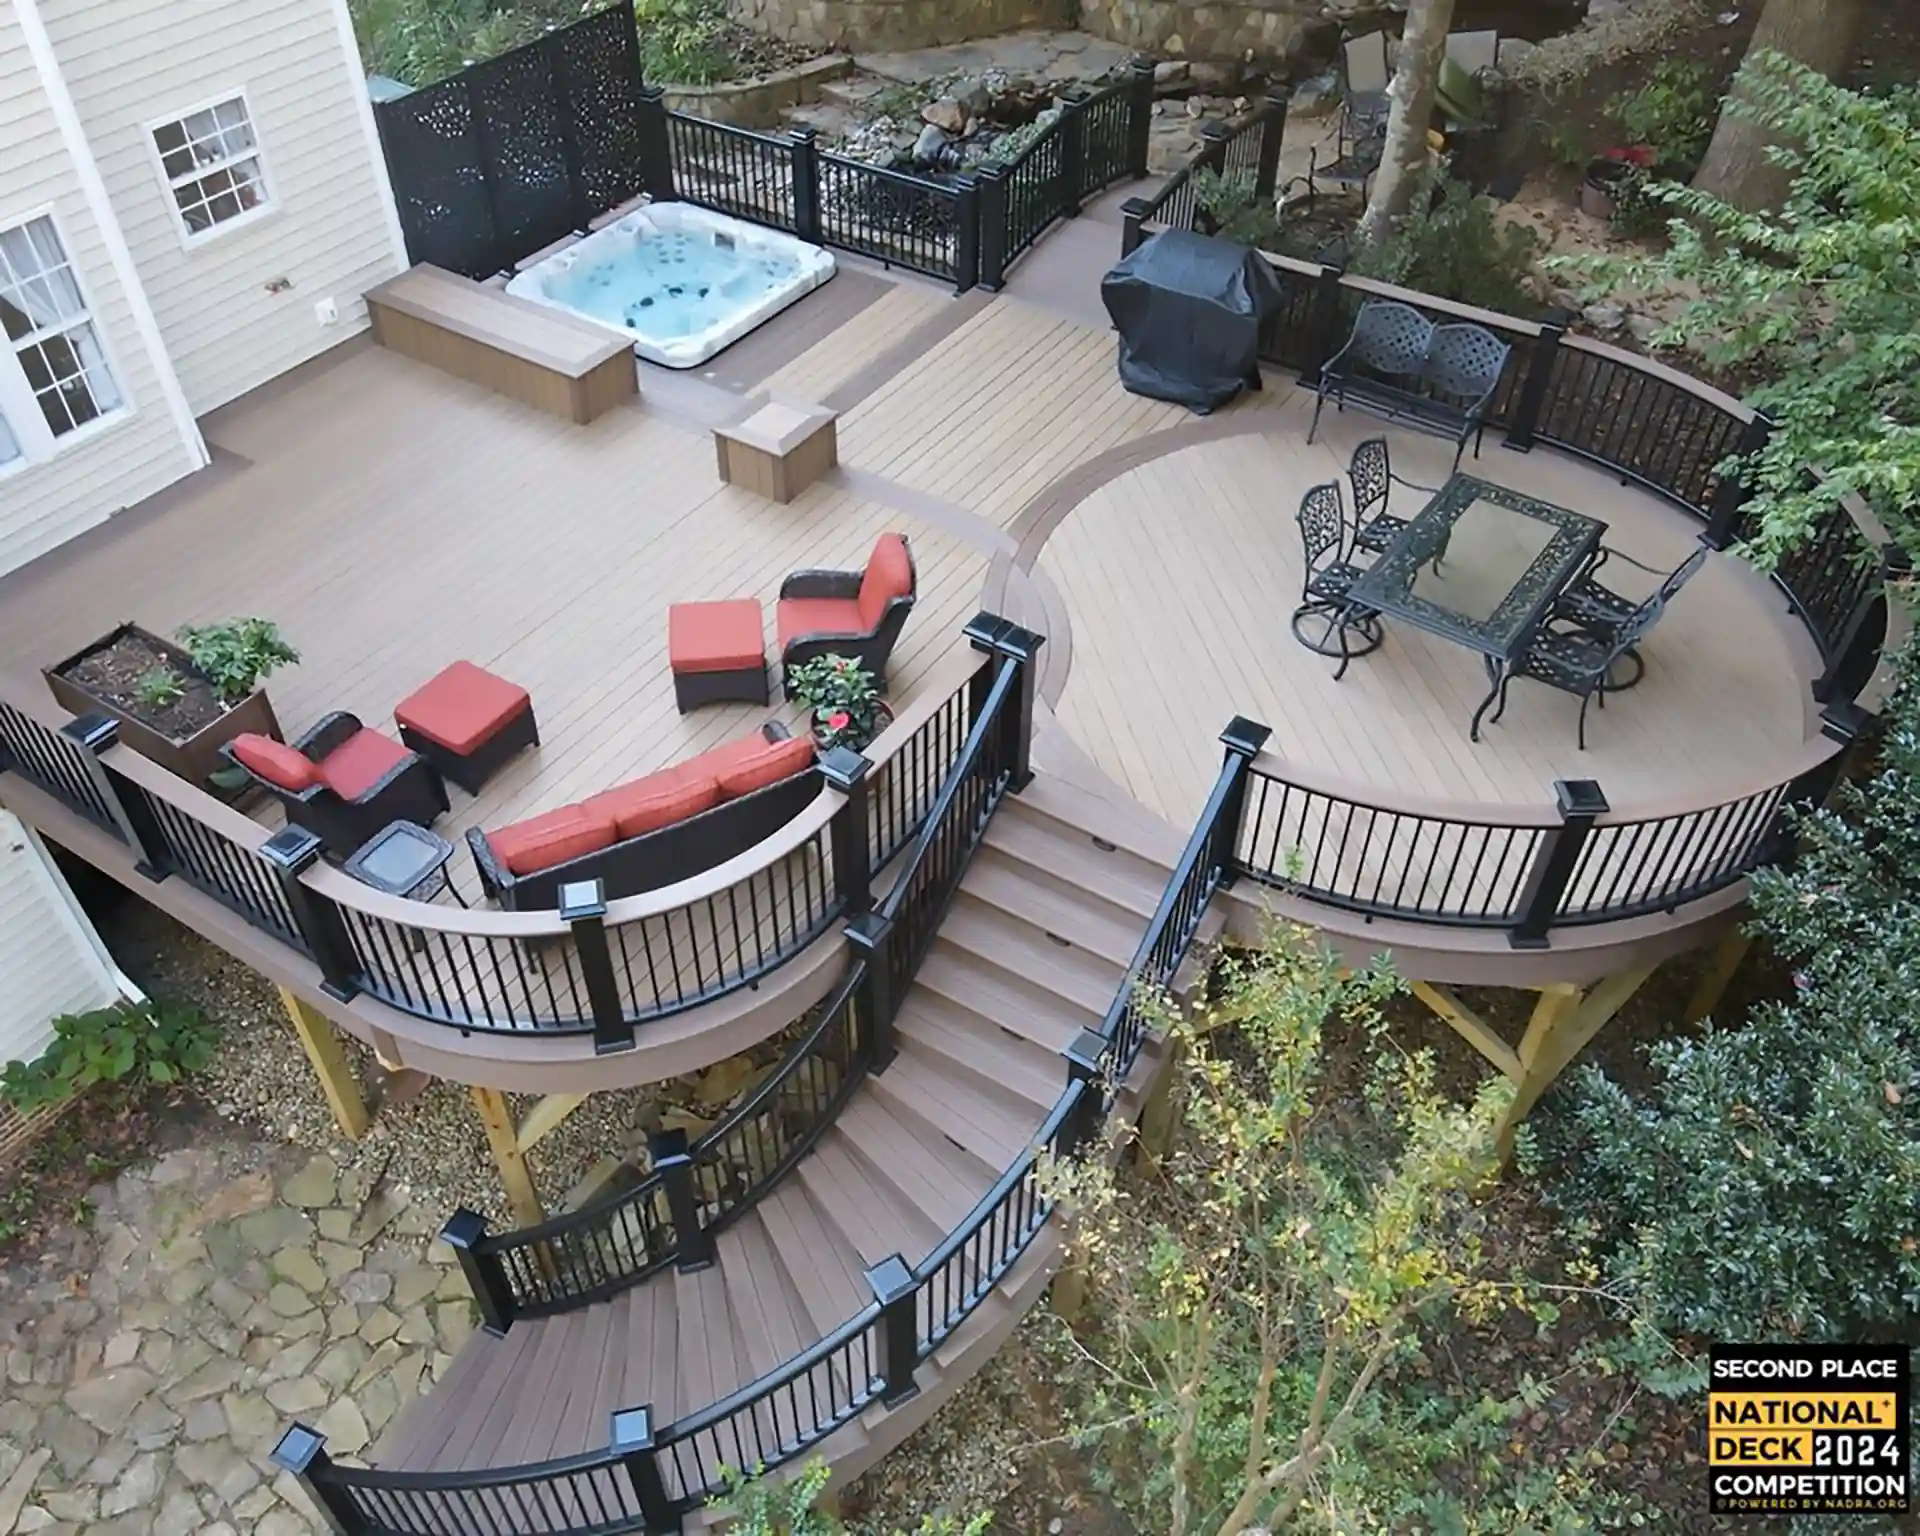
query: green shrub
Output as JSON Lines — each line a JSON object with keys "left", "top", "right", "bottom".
{"left": 134, "top": 666, "right": 185, "bottom": 709}
{"left": 175, "top": 617, "right": 299, "bottom": 705}
{"left": 1606, "top": 59, "right": 1715, "bottom": 174}
{"left": 1351, "top": 164, "right": 1543, "bottom": 318}
{"left": 785, "top": 654, "right": 885, "bottom": 753}
{"left": 1, "top": 1000, "right": 217, "bottom": 1115}
{"left": 636, "top": 0, "right": 732, "bottom": 85}
{"left": 1541, "top": 655, "right": 1920, "bottom": 1342}
{"left": 716, "top": 1459, "right": 984, "bottom": 1534}
{"left": 347, "top": 0, "right": 592, "bottom": 87}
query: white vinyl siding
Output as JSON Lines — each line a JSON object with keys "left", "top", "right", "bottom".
{"left": 0, "top": 6, "right": 200, "bottom": 578}
{"left": 41, "top": 0, "right": 402, "bottom": 413}
{"left": 0, "top": 811, "right": 122, "bottom": 1070}
{"left": 149, "top": 91, "right": 273, "bottom": 243}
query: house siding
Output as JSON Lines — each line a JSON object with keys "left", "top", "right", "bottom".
{"left": 42, "top": 0, "right": 402, "bottom": 414}
{"left": 0, "top": 2, "right": 200, "bottom": 579}
{"left": 0, "top": 811, "right": 120, "bottom": 1069}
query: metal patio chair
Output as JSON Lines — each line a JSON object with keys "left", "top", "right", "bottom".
{"left": 1423, "top": 323, "right": 1511, "bottom": 467}
{"left": 1346, "top": 435, "right": 1438, "bottom": 557}
{"left": 1292, "top": 480, "right": 1383, "bottom": 680}
{"left": 1482, "top": 591, "right": 1671, "bottom": 748}
{"left": 1551, "top": 543, "right": 1707, "bottom": 690}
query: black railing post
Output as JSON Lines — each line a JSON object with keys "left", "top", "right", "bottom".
{"left": 866, "top": 1253, "right": 920, "bottom": 1406}
{"left": 1254, "top": 88, "right": 1289, "bottom": 201}
{"left": 843, "top": 910, "right": 899, "bottom": 1068}
{"left": 1126, "top": 56, "right": 1156, "bottom": 179}
{"left": 819, "top": 746, "right": 874, "bottom": 919}
{"left": 559, "top": 878, "right": 632, "bottom": 1054}
{"left": 1119, "top": 195, "right": 1150, "bottom": 257}
{"left": 638, "top": 84, "right": 675, "bottom": 201}
{"left": 59, "top": 714, "right": 162, "bottom": 874}
{"left": 1703, "top": 413, "right": 1775, "bottom": 549}
{"left": 1815, "top": 546, "right": 1901, "bottom": 703}
{"left": 1798, "top": 700, "right": 1875, "bottom": 809}
{"left": 1508, "top": 780, "right": 1609, "bottom": 949}
{"left": 1301, "top": 262, "right": 1347, "bottom": 386}
{"left": 440, "top": 1208, "right": 515, "bottom": 1336}
{"left": 952, "top": 171, "right": 980, "bottom": 293}
{"left": 976, "top": 163, "right": 1010, "bottom": 290}
{"left": 651, "top": 1128, "right": 712, "bottom": 1271}
{"left": 270, "top": 1426, "right": 368, "bottom": 1535}
{"left": 1061, "top": 1030, "right": 1108, "bottom": 1152}
{"left": 610, "top": 1406, "right": 681, "bottom": 1533}
{"left": 791, "top": 126, "right": 822, "bottom": 245}
{"left": 1198, "top": 119, "right": 1231, "bottom": 176}
{"left": 965, "top": 613, "right": 1045, "bottom": 791}
{"left": 1058, "top": 88, "right": 1089, "bottom": 218}
{"left": 260, "top": 826, "right": 362, "bottom": 1002}
{"left": 1504, "top": 307, "right": 1571, "bottom": 453}
{"left": 1213, "top": 716, "right": 1273, "bottom": 887}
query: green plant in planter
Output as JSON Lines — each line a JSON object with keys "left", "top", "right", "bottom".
{"left": 133, "top": 666, "right": 185, "bottom": 710}
{"left": 1606, "top": 59, "right": 1714, "bottom": 175}
{"left": 174, "top": 618, "right": 299, "bottom": 706}
{"left": 1, "top": 1000, "right": 217, "bottom": 1115}
{"left": 786, "top": 654, "right": 885, "bottom": 753}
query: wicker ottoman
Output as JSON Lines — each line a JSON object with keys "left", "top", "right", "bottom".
{"left": 668, "top": 599, "right": 768, "bottom": 713}
{"left": 393, "top": 660, "right": 539, "bottom": 795}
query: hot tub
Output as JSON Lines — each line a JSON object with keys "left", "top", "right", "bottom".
{"left": 505, "top": 203, "right": 836, "bottom": 370}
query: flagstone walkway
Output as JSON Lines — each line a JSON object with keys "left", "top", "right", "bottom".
{"left": 0, "top": 1140, "right": 471, "bottom": 1535}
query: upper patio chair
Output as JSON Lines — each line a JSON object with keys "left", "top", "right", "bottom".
{"left": 222, "top": 713, "right": 449, "bottom": 857}
{"left": 1551, "top": 543, "right": 1707, "bottom": 691}
{"left": 1346, "top": 435, "right": 1438, "bottom": 557}
{"left": 1292, "top": 481, "right": 1382, "bottom": 681}
{"left": 777, "top": 532, "right": 917, "bottom": 694}
{"left": 1308, "top": 301, "right": 1510, "bottom": 472}
{"left": 1482, "top": 592, "right": 1673, "bottom": 749}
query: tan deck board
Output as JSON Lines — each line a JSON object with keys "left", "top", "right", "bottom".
{"left": 758, "top": 280, "right": 953, "bottom": 405}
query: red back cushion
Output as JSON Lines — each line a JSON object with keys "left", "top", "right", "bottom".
{"left": 231, "top": 734, "right": 318, "bottom": 793}
{"left": 489, "top": 807, "right": 617, "bottom": 877}
{"left": 585, "top": 776, "right": 723, "bottom": 840}
{"left": 856, "top": 534, "right": 914, "bottom": 631}
{"left": 715, "top": 734, "right": 815, "bottom": 798}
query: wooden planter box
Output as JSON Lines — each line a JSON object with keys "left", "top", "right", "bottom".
{"left": 44, "top": 623, "right": 283, "bottom": 792}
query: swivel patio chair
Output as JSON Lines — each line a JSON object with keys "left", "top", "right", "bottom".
{"left": 1479, "top": 592, "right": 1671, "bottom": 749}
{"left": 1551, "top": 543, "right": 1706, "bottom": 691}
{"left": 221, "top": 713, "right": 449, "bottom": 858}
{"left": 1292, "top": 481, "right": 1382, "bottom": 681}
{"left": 776, "top": 532, "right": 917, "bottom": 695}
{"left": 1346, "top": 435, "right": 1437, "bottom": 557}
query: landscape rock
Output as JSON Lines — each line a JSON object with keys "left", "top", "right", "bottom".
{"left": 920, "top": 97, "right": 968, "bottom": 134}
{"left": 1583, "top": 300, "right": 1627, "bottom": 332}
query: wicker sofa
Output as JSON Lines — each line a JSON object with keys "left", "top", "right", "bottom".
{"left": 468, "top": 723, "right": 818, "bottom": 911}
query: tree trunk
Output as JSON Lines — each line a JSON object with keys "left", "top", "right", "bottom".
{"left": 1354, "top": 0, "right": 1457, "bottom": 254}
{"left": 1691, "top": 0, "right": 1865, "bottom": 211}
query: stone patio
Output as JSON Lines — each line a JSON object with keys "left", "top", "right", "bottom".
{"left": 0, "top": 1141, "right": 472, "bottom": 1535}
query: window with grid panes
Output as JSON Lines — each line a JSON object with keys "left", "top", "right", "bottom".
{"left": 152, "top": 95, "right": 271, "bottom": 239}
{"left": 0, "top": 217, "right": 123, "bottom": 454}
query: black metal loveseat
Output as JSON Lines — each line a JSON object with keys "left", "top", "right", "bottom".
{"left": 467, "top": 723, "right": 819, "bottom": 911}
{"left": 1307, "top": 299, "right": 1512, "bottom": 471}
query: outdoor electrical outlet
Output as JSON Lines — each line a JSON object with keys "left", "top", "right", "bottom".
{"left": 314, "top": 296, "right": 339, "bottom": 326}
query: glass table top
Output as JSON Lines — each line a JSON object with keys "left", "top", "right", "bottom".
{"left": 1347, "top": 475, "right": 1604, "bottom": 660}
{"left": 347, "top": 821, "right": 452, "bottom": 894}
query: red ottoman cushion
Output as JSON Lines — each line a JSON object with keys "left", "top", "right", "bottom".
{"left": 395, "top": 661, "right": 531, "bottom": 754}
{"left": 669, "top": 599, "right": 765, "bottom": 675}
{"left": 318, "top": 728, "right": 412, "bottom": 800}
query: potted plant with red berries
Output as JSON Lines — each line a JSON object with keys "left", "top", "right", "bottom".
{"left": 1580, "top": 145, "right": 1655, "bottom": 221}
{"left": 787, "top": 654, "right": 893, "bottom": 754}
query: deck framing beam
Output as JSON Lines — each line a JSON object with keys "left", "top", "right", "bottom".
{"left": 277, "top": 984, "right": 370, "bottom": 1141}
{"left": 516, "top": 1092, "right": 588, "bottom": 1155}
{"left": 1684, "top": 926, "right": 1753, "bottom": 1025}
{"left": 470, "top": 1085, "right": 546, "bottom": 1229}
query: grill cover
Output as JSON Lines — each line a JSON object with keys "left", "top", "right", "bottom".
{"left": 1101, "top": 230, "right": 1286, "bottom": 414}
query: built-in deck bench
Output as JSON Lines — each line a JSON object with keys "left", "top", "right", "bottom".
{"left": 365, "top": 264, "right": 636, "bottom": 425}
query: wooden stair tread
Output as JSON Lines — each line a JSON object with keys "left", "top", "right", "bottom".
{"left": 476, "top": 1309, "right": 583, "bottom": 1468}
{"left": 960, "top": 850, "right": 1150, "bottom": 967}
{"left": 623, "top": 1270, "right": 680, "bottom": 1425}
{"left": 1005, "top": 773, "right": 1188, "bottom": 870}
{"left": 542, "top": 1296, "right": 619, "bottom": 1460}
{"left": 870, "top": 1044, "right": 1042, "bottom": 1168}
{"left": 676, "top": 1261, "right": 743, "bottom": 1412}
{"left": 756, "top": 1181, "right": 871, "bottom": 1337}
{"left": 935, "top": 903, "right": 1124, "bottom": 1017}
{"left": 893, "top": 991, "right": 1066, "bottom": 1108}
{"left": 837, "top": 1095, "right": 989, "bottom": 1233}
{"left": 916, "top": 944, "right": 1098, "bottom": 1052}
{"left": 373, "top": 1324, "right": 502, "bottom": 1468}
{"left": 799, "top": 1131, "right": 944, "bottom": 1268}
{"left": 716, "top": 1215, "right": 813, "bottom": 1383}
{"left": 981, "top": 813, "right": 1171, "bottom": 922}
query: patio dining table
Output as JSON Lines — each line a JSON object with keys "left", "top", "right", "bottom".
{"left": 1345, "top": 473, "right": 1604, "bottom": 740}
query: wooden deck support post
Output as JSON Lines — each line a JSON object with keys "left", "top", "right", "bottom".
{"left": 1495, "top": 965, "right": 1658, "bottom": 1163}
{"left": 469, "top": 1084, "right": 546, "bottom": 1230}
{"left": 276, "top": 985, "right": 370, "bottom": 1141}
{"left": 1684, "top": 926, "right": 1754, "bottom": 1025}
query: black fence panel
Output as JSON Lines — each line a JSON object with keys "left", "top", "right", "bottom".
{"left": 818, "top": 154, "right": 961, "bottom": 283}
{"left": 375, "top": 3, "right": 644, "bottom": 280}
{"left": 666, "top": 113, "right": 798, "bottom": 231}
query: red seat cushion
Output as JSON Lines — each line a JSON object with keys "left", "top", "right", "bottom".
{"left": 715, "top": 734, "right": 815, "bottom": 798}
{"left": 318, "top": 728, "right": 413, "bottom": 801}
{"left": 696, "top": 732, "right": 784, "bottom": 779}
{"left": 487, "top": 806, "right": 617, "bottom": 877}
{"left": 777, "top": 597, "right": 864, "bottom": 650}
{"left": 231, "top": 733, "right": 317, "bottom": 793}
{"left": 394, "top": 661, "right": 531, "bottom": 755}
{"left": 856, "top": 534, "right": 914, "bottom": 630}
{"left": 584, "top": 775, "right": 723, "bottom": 840}
{"left": 668, "top": 599, "right": 765, "bottom": 674}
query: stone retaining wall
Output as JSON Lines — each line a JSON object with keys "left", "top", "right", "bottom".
{"left": 728, "top": 0, "right": 1072, "bottom": 54}
{"left": 663, "top": 54, "right": 853, "bottom": 128}
{"left": 1080, "top": 0, "right": 1321, "bottom": 61}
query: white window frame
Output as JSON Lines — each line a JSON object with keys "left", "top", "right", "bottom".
{"left": 0, "top": 204, "right": 132, "bottom": 477}
{"left": 144, "top": 89, "right": 276, "bottom": 250}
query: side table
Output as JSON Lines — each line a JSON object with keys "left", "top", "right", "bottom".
{"left": 343, "top": 821, "right": 467, "bottom": 908}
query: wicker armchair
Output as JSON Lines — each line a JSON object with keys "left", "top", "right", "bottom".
{"left": 1291, "top": 481, "right": 1382, "bottom": 680}
{"left": 776, "top": 532, "right": 917, "bottom": 694}
{"left": 221, "top": 713, "right": 448, "bottom": 857}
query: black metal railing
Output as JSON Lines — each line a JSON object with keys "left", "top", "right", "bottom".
{"left": 1772, "top": 495, "right": 1887, "bottom": 669}
{"left": 869, "top": 679, "right": 972, "bottom": 871}
{"left": 666, "top": 111, "right": 799, "bottom": 231}
{"left": 1120, "top": 89, "right": 1287, "bottom": 258}
{"left": 0, "top": 703, "right": 121, "bottom": 833}
{"left": 817, "top": 152, "right": 967, "bottom": 285}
